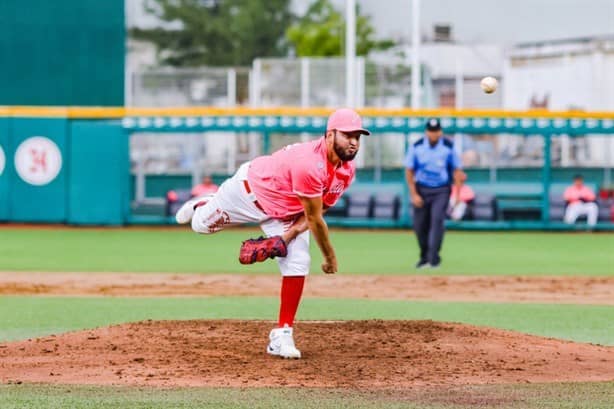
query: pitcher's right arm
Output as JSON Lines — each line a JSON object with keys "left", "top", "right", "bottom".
{"left": 298, "top": 195, "right": 337, "bottom": 274}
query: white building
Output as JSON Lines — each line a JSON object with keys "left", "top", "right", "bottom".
{"left": 503, "top": 36, "right": 614, "bottom": 111}
{"left": 502, "top": 36, "right": 614, "bottom": 167}
{"left": 385, "top": 43, "right": 504, "bottom": 108}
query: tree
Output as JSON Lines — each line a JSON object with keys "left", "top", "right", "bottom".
{"left": 286, "top": 0, "right": 394, "bottom": 57}
{"left": 131, "top": 0, "right": 294, "bottom": 67}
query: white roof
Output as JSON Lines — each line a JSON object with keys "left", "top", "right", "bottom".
{"left": 370, "top": 43, "right": 504, "bottom": 79}
{"left": 508, "top": 35, "right": 614, "bottom": 59}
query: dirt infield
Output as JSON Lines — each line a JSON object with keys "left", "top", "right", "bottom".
{"left": 1, "top": 272, "right": 613, "bottom": 304}
{"left": 2, "top": 272, "right": 613, "bottom": 389}
{"left": 1, "top": 320, "right": 613, "bottom": 388}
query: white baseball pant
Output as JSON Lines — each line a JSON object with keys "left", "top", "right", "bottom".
{"left": 191, "top": 162, "right": 310, "bottom": 276}
{"left": 564, "top": 202, "right": 598, "bottom": 226}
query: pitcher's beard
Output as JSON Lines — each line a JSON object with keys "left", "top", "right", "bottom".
{"left": 333, "top": 138, "right": 357, "bottom": 162}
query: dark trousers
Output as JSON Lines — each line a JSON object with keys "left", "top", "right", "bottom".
{"left": 413, "top": 185, "right": 451, "bottom": 264}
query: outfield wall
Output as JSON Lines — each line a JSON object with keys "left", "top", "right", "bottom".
{"left": 0, "top": 115, "right": 128, "bottom": 224}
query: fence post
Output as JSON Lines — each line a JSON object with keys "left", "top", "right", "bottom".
{"left": 345, "top": 0, "right": 356, "bottom": 107}
{"left": 262, "top": 132, "right": 270, "bottom": 155}
{"left": 250, "top": 60, "right": 262, "bottom": 107}
{"left": 542, "top": 134, "right": 552, "bottom": 224}
{"left": 135, "top": 154, "right": 146, "bottom": 204}
{"left": 356, "top": 57, "right": 365, "bottom": 108}
{"left": 227, "top": 69, "right": 236, "bottom": 107}
{"left": 300, "top": 58, "right": 310, "bottom": 108}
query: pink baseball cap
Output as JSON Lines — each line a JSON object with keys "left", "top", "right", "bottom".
{"left": 326, "top": 108, "right": 370, "bottom": 135}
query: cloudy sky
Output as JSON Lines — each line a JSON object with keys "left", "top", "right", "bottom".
{"left": 314, "top": 0, "right": 614, "bottom": 45}
{"left": 128, "top": 0, "right": 614, "bottom": 45}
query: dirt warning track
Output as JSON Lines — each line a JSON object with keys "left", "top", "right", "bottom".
{"left": 0, "top": 272, "right": 612, "bottom": 305}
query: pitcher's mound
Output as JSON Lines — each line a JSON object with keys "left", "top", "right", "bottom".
{"left": 1, "top": 320, "right": 613, "bottom": 388}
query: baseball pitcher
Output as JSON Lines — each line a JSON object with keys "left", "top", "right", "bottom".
{"left": 176, "top": 108, "right": 370, "bottom": 359}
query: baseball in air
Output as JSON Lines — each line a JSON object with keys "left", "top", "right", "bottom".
{"left": 480, "top": 76, "right": 498, "bottom": 94}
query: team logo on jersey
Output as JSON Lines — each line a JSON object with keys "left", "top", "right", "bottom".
{"left": 0, "top": 145, "right": 5, "bottom": 176}
{"left": 14, "top": 136, "right": 62, "bottom": 186}
{"left": 329, "top": 182, "right": 344, "bottom": 194}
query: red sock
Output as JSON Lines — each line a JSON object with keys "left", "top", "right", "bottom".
{"left": 278, "top": 276, "right": 305, "bottom": 328}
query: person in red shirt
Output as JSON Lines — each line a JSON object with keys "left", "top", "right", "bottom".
{"left": 448, "top": 171, "right": 475, "bottom": 221}
{"left": 191, "top": 176, "right": 219, "bottom": 198}
{"left": 175, "top": 108, "right": 370, "bottom": 359}
{"left": 563, "top": 174, "right": 598, "bottom": 227}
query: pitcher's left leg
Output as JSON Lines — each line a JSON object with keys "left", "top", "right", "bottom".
{"left": 188, "top": 162, "right": 267, "bottom": 234}
{"left": 261, "top": 219, "right": 310, "bottom": 359}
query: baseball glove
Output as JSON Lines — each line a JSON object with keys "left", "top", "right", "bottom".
{"left": 239, "top": 235, "right": 288, "bottom": 264}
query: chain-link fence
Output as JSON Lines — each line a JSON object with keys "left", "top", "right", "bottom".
{"left": 251, "top": 56, "right": 434, "bottom": 108}
{"left": 251, "top": 57, "right": 353, "bottom": 107}
{"left": 128, "top": 67, "right": 250, "bottom": 106}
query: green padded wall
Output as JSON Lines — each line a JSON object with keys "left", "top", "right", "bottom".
{"left": 0, "top": 0, "right": 124, "bottom": 106}
{"left": 68, "top": 121, "right": 129, "bottom": 225}
{"left": 0, "top": 119, "right": 9, "bottom": 220}
{"left": 8, "top": 118, "right": 68, "bottom": 222}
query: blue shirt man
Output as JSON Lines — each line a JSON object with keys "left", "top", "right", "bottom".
{"left": 404, "top": 118, "right": 463, "bottom": 268}
{"left": 404, "top": 134, "right": 461, "bottom": 188}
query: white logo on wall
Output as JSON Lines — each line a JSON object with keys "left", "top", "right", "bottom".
{"left": 14, "top": 136, "right": 62, "bottom": 186}
{"left": 0, "top": 145, "right": 5, "bottom": 176}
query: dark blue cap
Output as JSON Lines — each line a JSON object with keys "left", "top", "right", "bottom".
{"left": 425, "top": 118, "right": 442, "bottom": 131}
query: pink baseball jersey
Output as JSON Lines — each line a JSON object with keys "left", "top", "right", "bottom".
{"left": 564, "top": 185, "right": 596, "bottom": 204}
{"left": 247, "top": 138, "right": 356, "bottom": 218}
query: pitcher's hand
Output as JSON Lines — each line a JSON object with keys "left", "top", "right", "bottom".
{"left": 321, "top": 257, "right": 338, "bottom": 274}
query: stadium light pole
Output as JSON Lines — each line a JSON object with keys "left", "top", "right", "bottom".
{"left": 411, "top": 0, "right": 421, "bottom": 109}
{"left": 345, "top": 0, "right": 356, "bottom": 108}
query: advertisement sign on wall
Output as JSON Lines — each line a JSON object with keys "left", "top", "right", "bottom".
{"left": 14, "top": 136, "right": 62, "bottom": 186}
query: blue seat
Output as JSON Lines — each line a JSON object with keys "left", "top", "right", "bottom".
{"left": 372, "top": 192, "right": 401, "bottom": 220}
{"left": 327, "top": 196, "right": 348, "bottom": 217}
{"left": 470, "top": 193, "right": 496, "bottom": 221}
{"left": 346, "top": 192, "right": 373, "bottom": 218}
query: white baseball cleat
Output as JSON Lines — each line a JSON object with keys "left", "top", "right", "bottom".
{"left": 175, "top": 195, "right": 213, "bottom": 224}
{"left": 267, "top": 325, "right": 301, "bottom": 359}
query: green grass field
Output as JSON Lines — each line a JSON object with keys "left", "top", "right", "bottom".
{"left": 1, "top": 382, "right": 614, "bottom": 409}
{"left": 0, "top": 227, "right": 612, "bottom": 275}
{"left": 0, "top": 227, "right": 612, "bottom": 408}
